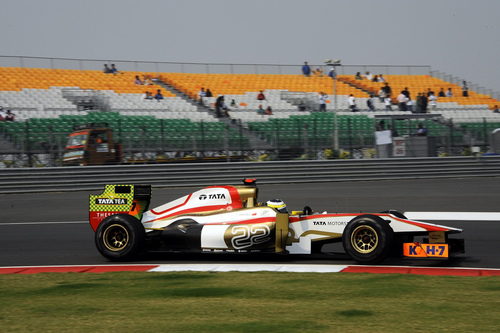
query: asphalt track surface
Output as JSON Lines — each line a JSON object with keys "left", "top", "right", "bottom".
{"left": 1, "top": 177, "right": 499, "bottom": 268}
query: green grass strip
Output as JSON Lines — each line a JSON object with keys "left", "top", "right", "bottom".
{"left": 1, "top": 271, "right": 499, "bottom": 332}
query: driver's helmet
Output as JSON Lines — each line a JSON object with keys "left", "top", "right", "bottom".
{"left": 266, "top": 199, "right": 287, "bottom": 213}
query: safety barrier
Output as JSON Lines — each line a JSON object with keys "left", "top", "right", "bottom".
{"left": 0, "top": 156, "right": 499, "bottom": 194}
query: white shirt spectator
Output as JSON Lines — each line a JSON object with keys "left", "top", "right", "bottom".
{"left": 397, "top": 93, "right": 409, "bottom": 103}
{"left": 319, "top": 94, "right": 328, "bottom": 105}
{"left": 199, "top": 89, "right": 206, "bottom": 99}
{"left": 429, "top": 94, "right": 437, "bottom": 107}
{"left": 348, "top": 95, "right": 356, "bottom": 106}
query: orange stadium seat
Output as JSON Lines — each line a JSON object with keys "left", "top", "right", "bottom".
{"left": 0, "top": 67, "right": 174, "bottom": 97}
{"left": 159, "top": 73, "right": 369, "bottom": 100}
{"left": 340, "top": 74, "right": 499, "bottom": 109}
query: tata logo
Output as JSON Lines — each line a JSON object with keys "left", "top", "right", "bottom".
{"left": 313, "top": 221, "right": 326, "bottom": 225}
{"left": 199, "top": 193, "right": 226, "bottom": 200}
{"left": 95, "top": 198, "right": 128, "bottom": 205}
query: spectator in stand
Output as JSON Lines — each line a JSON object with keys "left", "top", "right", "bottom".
{"left": 230, "top": 99, "right": 238, "bottom": 109}
{"left": 462, "top": 81, "right": 469, "bottom": 97}
{"left": 438, "top": 88, "right": 446, "bottom": 97}
{"left": 0, "top": 107, "right": 5, "bottom": 121}
{"left": 143, "top": 91, "right": 153, "bottom": 100}
{"left": 428, "top": 92, "right": 438, "bottom": 110}
{"left": 198, "top": 87, "right": 206, "bottom": 104}
{"left": 257, "top": 90, "right": 266, "bottom": 101}
{"left": 402, "top": 87, "right": 411, "bottom": 100}
{"left": 302, "top": 62, "right": 311, "bottom": 77}
{"left": 384, "top": 96, "right": 392, "bottom": 111}
{"left": 407, "top": 97, "right": 414, "bottom": 112}
{"left": 416, "top": 93, "right": 428, "bottom": 113}
{"left": 445, "top": 88, "right": 453, "bottom": 97}
{"left": 421, "top": 93, "right": 429, "bottom": 112}
{"left": 143, "top": 75, "right": 153, "bottom": 85}
{"left": 205, "top": 88, "right": 213, "bottom": 97}
{"left": 348, "top": 94, "right": 358, "bottom": 112}
{"left": 378, "top": 74, "right": 385, "bottom": 82}
{"left": 318, "top": 92, "right": 328, "bottom": 112}
{"left": 110, "top": 64, "right": 119, "bottom": 74}
{"left": 426, "top": 88, "right": 435, "bottom": 97}
{"left": 397, "top": 91, "right": 408, "bottom": 111}
{"left": 215, "top": 95, "right": 228, "bottom": 117}
{"left": 328, "top": 66, "right": 337, "bottom": 79}
{"left": 372, "top": 75, "right": 379, "bottom": 82}
{"left": 378, "top": 87, "right": 386, "bottom": 103}
{"left": 5, "top": 110, "right": 15, "bottom": 121}
{"left": 416, "top": 123, "right": 428, "bottom": 136}
{"left": 365, "top": 71, "right": 373, "bottom": 81}
{"left": 134, "top": 75, "right": 143, "bottom": 85}
{"left": 367, "top": 94, "right": 375, "bottom": 111}
{"left": 382, "top": 82, "right": 392, "bottom": 98}
{"left": 492, "top": 105, "right": 499, "bottom": 113}
{"left": 154, "top": 89, "right": 164, "bottom": 101}
{"left": 313, "top": 67, "right": 323, "bottom": 77}
{"left": 257, "top": 104, "right": 265, "bottom": 115}
{"left": 265, "top": 106, "right": 273, "bottom": 115}
{"left": 103, "top": 64, "right": 112, "bottom": 73}
{"left": 355, "top": 72, "right": 363, "bottom": 80}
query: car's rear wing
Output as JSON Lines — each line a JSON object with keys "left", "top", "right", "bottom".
{"left": 89, "top": 184, "right": 151, "bottom": 231}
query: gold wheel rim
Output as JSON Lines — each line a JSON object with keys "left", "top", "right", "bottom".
{"left": 103, "top": 224, "right": 129, "bottom": 251}
{"left": 351, "top": 225, "right": 378, "bottom": 254}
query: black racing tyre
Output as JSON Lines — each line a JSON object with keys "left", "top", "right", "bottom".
{"left": 342, "top": 215, "right": 394, "bottom": 264}
{"left": 95, "top": 214, "right": 145, "bottom": 261}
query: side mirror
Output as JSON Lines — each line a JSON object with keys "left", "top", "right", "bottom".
{"left": 303, "top": 206, "right": 313, "bottom": 215}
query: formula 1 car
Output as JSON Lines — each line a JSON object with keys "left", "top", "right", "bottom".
{"left": 89, "top": 179, "right": 464, "bottom": 264}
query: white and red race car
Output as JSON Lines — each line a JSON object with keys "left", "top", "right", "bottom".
{"left": 89, "top": 179, "right": 464, "bottom": 263}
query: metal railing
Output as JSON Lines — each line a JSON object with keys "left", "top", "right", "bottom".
{"left": 1, "top": 54, "right": 498, "bottom": 105}
{"left": 1, "top": 118, "right": 499, "bottom": 168}
{"left": 0, "top": 156, "right": 499, "bottom": 193}
{"left": 0, "top": 55, "right": 430, "bottom": 76}
{"left": 430, "top": 70, "right": 500, "bottom": 100}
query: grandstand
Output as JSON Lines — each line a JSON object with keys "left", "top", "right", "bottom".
{"left": 0, "top": 67, "right": 199, "bottom": 121}
{"left": 0, "top": 61, "right": 499, "bottom": 166}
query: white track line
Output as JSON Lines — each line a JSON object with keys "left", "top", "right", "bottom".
{"left": 0, "top": 221, "right": 87, "bottom": 226}
{"left": 149, "top": 264, "right": 349, "bottom": 273}
{"left": 405, "top": 212, "right": 500, "bottom": 221}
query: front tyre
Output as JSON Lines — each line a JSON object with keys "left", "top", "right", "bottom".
{"left": 342, "top": 215, "right": 393, "bottom": 264}
{"left": 95, "top": 214, "right": 145, "bottom": 261}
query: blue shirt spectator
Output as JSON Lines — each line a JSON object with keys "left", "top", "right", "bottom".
{"left": 154, "top": 89, "right": 164, "bottom": 101}
{"left": 302, "top": 62, "right": 311, "bottom": 77}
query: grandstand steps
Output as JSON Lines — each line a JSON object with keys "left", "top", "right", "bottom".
{"left": 157, "top": 80, "right": 273, "bottom": 149}
{"left": 338, "top": 77, "right": 375, "bottom": 96}
{"left": 156, "top": 80, "right": 204, "bottom": 112}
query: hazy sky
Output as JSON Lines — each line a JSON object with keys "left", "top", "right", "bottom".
{"left": 1, "top": 0, "right": 499, "bottom": 91}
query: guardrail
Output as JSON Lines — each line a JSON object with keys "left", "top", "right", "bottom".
{"left": 1, "top": 156, "right": 500, "bottom": 194}
{"left": 0, "top": 55, "right": 430, "bottom": 75}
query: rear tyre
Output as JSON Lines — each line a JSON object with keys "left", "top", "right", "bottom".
{"left": 95, "top": 214, "right": 145, "bottom": 261}
{"left": 342, "top": 215, "right": 393, "bottom": 264}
